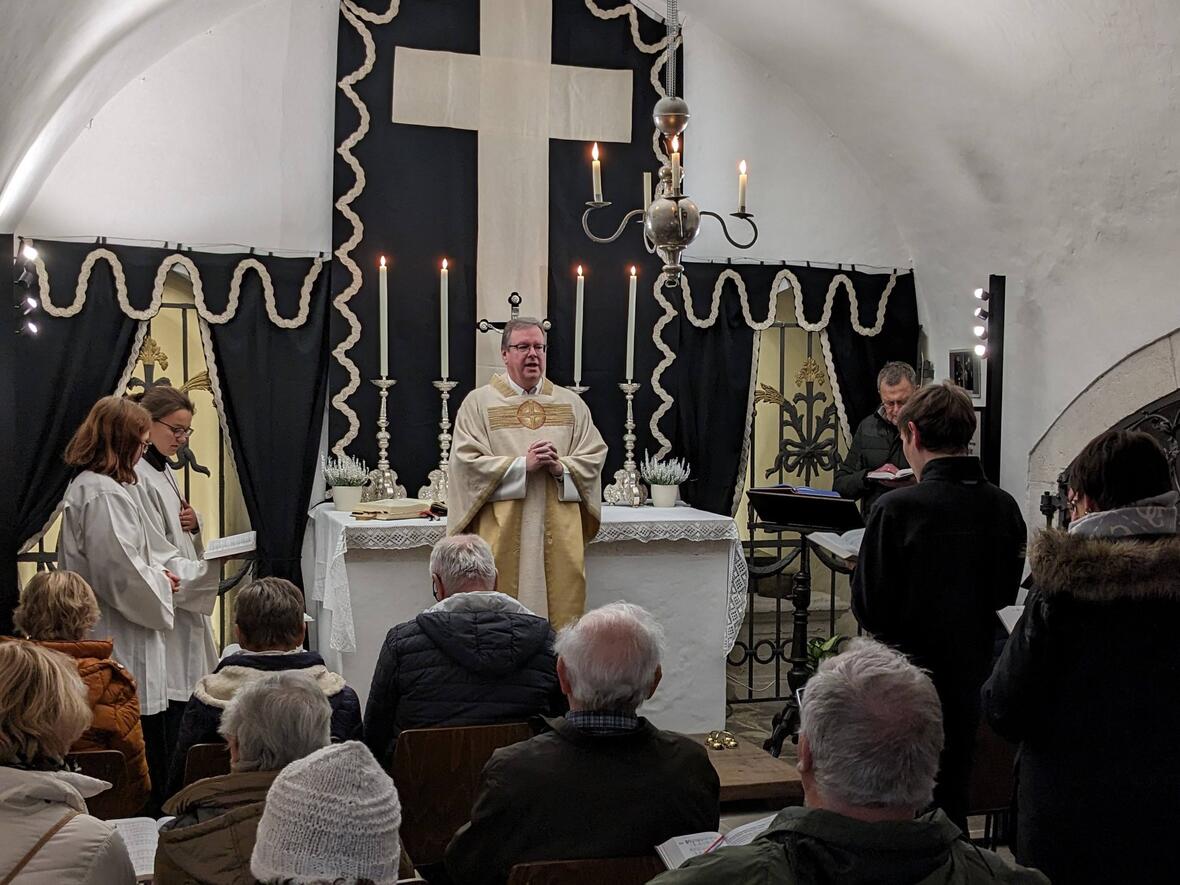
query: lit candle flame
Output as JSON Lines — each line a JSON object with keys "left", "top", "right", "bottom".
{"left": 739, "top": 160, "right": 747, "bottom": 174}
{"left": 577, "top": 265, "right": 583, "bottom": 276}
{"left": 591, "top": 142, "right": 599, "bottom": 160}
{"left": 671, "top": 136, "right": 679, "bottom": 152}
{"left": 630, "top": 266, "right": 637, "bottom": 276}
{"left": 442, "top": 258, "right": 448, "bottom": 270}
{"left": 379, "top": 255, "right": 386, "bottom": 267}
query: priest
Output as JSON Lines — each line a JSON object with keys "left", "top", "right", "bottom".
{"left": 448, "top": 318, "right": 607, "bottom": 627}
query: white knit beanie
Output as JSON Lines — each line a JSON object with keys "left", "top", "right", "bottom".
{"left": 251, "top": 741, "right": 402, "bottom": 884}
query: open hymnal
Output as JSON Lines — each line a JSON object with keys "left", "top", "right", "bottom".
{"left": 866, "top": 467, "right": 915, "bottom": 481}
{"left": 808, "top": 527, "right": 866, "bottom": 562}
{"left": 111, "top": 815, "right": 174, "bottom": 880}
{"left": 351, "top": 497, "right": 432, "bottom": 520}
{"left": 202, "top": 530, "right": 256, "bottom": 560}
{"left": 656, "top": 814, "right": 777, "bottom": 869}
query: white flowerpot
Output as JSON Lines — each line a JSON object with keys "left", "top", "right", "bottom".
{"left": 650, "top": 484, "right": 679, "bottom": 508}
{"left": 332, "top": 485, "right": 365, "bottom": 512}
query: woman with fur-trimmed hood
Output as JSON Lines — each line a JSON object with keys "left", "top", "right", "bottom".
{"left": 983, "top": 429, "right": 1180, "bottom": 885}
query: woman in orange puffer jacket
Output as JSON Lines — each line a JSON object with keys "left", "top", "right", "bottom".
{"left": 9, "top": 570, "right": 151, "bottom": 814}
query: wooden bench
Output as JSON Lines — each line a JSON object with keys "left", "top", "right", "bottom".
{"left": 689, "top": 733, "right": 804, "bottom": 806}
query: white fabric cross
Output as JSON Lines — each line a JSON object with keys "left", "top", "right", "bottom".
{"left": 392, "top": 0, "right": 633, "bottom": 380}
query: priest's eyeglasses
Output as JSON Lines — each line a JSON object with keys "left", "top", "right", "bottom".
{"left": 156, "top": 419, "right": 194, "bottom": 439}
{"left": 506, "top": 343, "right": 548, "bottom": 354}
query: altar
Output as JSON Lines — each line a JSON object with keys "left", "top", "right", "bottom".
{"left": 302, "top": 503, "right": 748, "bottom": 733}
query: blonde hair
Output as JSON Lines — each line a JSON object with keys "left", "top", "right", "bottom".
{"left": 0, "top": 641, "right": 93, "bottom": 765}
{"left": 14, "top": 571, "right": 101, "bottom": 641}
{"left": 64, "top": 395, "right": 151, "bottom": 485}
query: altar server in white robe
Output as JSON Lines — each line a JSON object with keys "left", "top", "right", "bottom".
{"left": 59, "top": 395, "right": 179, "bottom": 805}
{"left": 128, "top": 386, "right": 219, "bottom": 735}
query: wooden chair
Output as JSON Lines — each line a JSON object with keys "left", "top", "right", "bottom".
{"left": 66, "top": 750, "right": 133, "bottom": 820}
{"left": 506, "top": 856, "right": 666, "bottom": 885}
{"left": 967, "top": 718, "right": 1018, "bottom": 849}
{"left": 391, "top": 722, "right": 533, "bottom": 866}
{"left": 183, "top": 742, "right": 232, "bottom": 787}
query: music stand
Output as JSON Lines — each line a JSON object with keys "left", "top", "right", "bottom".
{"left": 747, "top": 488, "right": 863, "bottom": 757}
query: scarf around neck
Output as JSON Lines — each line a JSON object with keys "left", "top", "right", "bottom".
{"left": 1069, "top": 490, "right": 1180, "bottom": 539}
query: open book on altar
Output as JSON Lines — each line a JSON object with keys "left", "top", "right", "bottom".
{"left": 111, "top": 815, "right": 174, "bottom": 881}
{"left": 808, "top": 527, "right": 866, "bottom": 562}
{"left": 351, "top": 498, "right": 435, "bottom": 520}
{"left": 656, "top": 814, "right": 777, "bottom": 869}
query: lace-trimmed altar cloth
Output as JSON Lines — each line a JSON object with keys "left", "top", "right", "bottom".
{"left": 307, "top": 503, "right": 748, "bottom": 654}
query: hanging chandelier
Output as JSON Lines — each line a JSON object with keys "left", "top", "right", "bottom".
{"left": 581, "top": 0, "right": 758, "bottom": 285}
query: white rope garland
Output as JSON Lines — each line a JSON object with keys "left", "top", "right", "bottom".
{"left": 648, "top": 272, "right": 679, "bottom": 460}
{"left": 584, "top": 0, "right": 672, "bottom": 53}
{"left": 198, "top": 315, "right": 244, "bottom": 482}
{"left": 786, "top": 268, "right": 897, "bottom": 335}
{"left": 820, "top": 328, "right": 853, "bottom": 446}
{"left": 680, "top": 267, "right": 779, "bottom": 331}
{"left": 34, "top": 247, "right": 322, "bottom": 328}
{"left": 732, "top": 323, "right": 763, "bottom": 517}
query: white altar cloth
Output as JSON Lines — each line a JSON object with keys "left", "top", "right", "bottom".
{"left": 302, "top": 503, "right": 748, "bottom": 733}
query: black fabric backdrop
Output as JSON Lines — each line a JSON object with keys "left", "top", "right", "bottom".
{"left": 330, "top": 0, "right": 673, "bottom": 487}
{"left": 5, "top": 240, "right": 148, "bottom": 632}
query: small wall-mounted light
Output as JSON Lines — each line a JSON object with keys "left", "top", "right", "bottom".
{"left": 23, "top": 295, "right": 37, "bottom": 314}
{"left": 973, "top": 287, "right": 989, "bottom": 301}
{"left": 21, "top": 243, "right": 38, "bottom": 261}
{"left": 974, "top": 343, "right": 987, "bottom": 357}
{"left": 23, "top": 320, "right": 39, "bottom": 335}
{"left": 973, "top": 325, "right": 988, "bottom": 339}
{"left": 973, "top": 306, "right": 988, "bottom": 319}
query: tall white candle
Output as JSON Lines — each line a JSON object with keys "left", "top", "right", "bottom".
{"left": 378, "top": 256, "right": 388, "bottom": 377}
{"left": 643, "top": 171, "right": 652, "bottom": 212}
{"left": 591, "top": 143, "right": 602, "bottom": 202}
{"left": 440, "top": 258, "right": 450, "bottom": 379}
{"left": 670, "top": 137, "right": 681, "bottom": 195}
{"left": 574, "top": 266, "right": 585, "bottom": 385}
{"left": 626, "top": 266, "right": 637, "bottom": 382}
{"left": 738, "top": 160, "right": 748, "bottom": 213}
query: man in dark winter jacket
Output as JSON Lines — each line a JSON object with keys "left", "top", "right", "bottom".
{"left": 363, "top": 534, "right": 564, "bottom": 768}
{"left": 852, "top": 383, "right": 1026, "bottom": 830}
{"left": 650, "top": 640, "right": 1046, "bottom": 885}
{"left": 834, "top": 361, "right": 917, "bottom": 514}
{"left": 167, "top": 578, "right": 362, "bottom": 795}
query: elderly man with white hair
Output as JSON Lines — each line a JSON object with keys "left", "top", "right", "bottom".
{"left": 649, "top": 639, "right": 1048, "bottom": 884}
{"left": 363, "top": 533, "right": 565, "bottom": 768}
{"left": 445, "top": 601, "right": 719, "bottom": 885}
{"left": 154, "top": 670, "right": 333, "bottom": 884}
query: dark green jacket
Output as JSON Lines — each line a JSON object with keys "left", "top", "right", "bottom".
{"left": 834, "top": 409, "right": 908, "bottom": 514}
{"left": 650, "top": 807, "right": 1048, "bottom": 885}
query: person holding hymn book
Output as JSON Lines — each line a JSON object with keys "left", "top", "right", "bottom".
{"left": 0, "top": 641, "right": 137, "bottom": 884}
{"left": 983, "top": 430, "right": 1180, "bottom": 885}
{"left": 649, "top": 640, "right": 1046, "bottom": 884}
{"left": 448, "top": 317, "right": 607, "bottom": 628}
{"left": 127, "top": 386, "right": 220, "bottom": 772}
{"left": 363, "top": 534, "right": 565, "bottom": 769}
{"left": 7, "top": 570, "right": 151, "bottom": 815}
{"left": 154, "top": 670, "right": 333, "bottom": 884}
{"left": 167, "top": 578, "right": 361, "bottom": 795}
{"left": 834, "top": 361, "right": 919, "bottom": 514}
{"left": 851, "top": 382, "right": 1026, "bottom": 831}
{"left": 58, "top": 395, "right": 180, "bottom": 809}
{"left": 445, "top": 603, "right": 719, "bottom": 885}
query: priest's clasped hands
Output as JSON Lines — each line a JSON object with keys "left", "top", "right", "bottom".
{"left": 526, "top": 439, "right": 564, "bottom": 477}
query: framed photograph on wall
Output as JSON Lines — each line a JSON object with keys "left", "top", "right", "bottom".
{"left": 948, "top": 348, "right": 986, "bottom": 403}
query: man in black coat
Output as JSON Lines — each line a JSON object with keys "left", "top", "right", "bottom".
{"left": 363, "top": 534, "right": 565, "bottom": 768}
{"left": 445, "top": 602, "right": 720, "bottom": 885}
{"left": 834, "top": 361, "right": 918, "bottom": 514}
{"left": 851, "top": 382, "right": 1026, "bottom": 830}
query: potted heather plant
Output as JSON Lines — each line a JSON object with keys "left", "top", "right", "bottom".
{"left": 640, "top": 452, "right": 691, "bottom": 508}
{"left": 323, "top": 454, "right": 369, "bottom": 511}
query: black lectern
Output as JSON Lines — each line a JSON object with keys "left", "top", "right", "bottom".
{"left": 747, "top": 488, "right": 863, "bottom": 756}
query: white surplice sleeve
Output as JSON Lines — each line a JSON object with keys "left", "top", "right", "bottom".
{"left": 84, "top": 492, "right": 175, "bottom": 631}
{"left": 489, "top": 456, "right": 527, "bottom": 501}
{"left": 132, "top": 480, "right": 218, "bottom": 615}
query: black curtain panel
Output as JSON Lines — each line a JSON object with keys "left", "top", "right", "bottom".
{"left": 5, "top": 240, "right": 149, "bottom": 631}
{"left": 793, "top": 266, "right": 920, "bottom": 431}
{"left": 204, "top": 254, "right": 332, "bottom": 590}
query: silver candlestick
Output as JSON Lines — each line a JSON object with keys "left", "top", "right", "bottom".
{"left": 569, "top": 383, "right": 589, "bottom": 397}
{"left": 418, "top": 379, "right": 458, "bottom": 504}
{"left": 602, "top": 381, "right": 648, "bottom": 507}
{"left": 362, "top": 377, "right": 407, "bottom": 501}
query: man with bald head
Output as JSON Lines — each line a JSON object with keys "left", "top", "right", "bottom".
{"left": 448, "top": 318, "right": 607, "bottom": 628}
{"left": 445, "top": 602, "right": 719, "bottom": 885}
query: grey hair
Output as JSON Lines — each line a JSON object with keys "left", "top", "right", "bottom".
{"left": 218, "top": 670, "right": 331, "bottom": 772}
{"left": 799, "top": 638, "right": 943, "bottom": 810}
{"left": 430, "top": 534, "right": 497, "bottom": 593}
{"left": 554, "top": 602, "right": 665, "bottom": 713}
{"left": 877, "top": 361, "right": 917, "bottom": 390}
{"left": 501, "top": 317, "right": 547, "bottom": 350}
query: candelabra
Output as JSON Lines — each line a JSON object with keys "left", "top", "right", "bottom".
{"left": 602, "top": 381, "right": 648, "bottom": 506}
{"left": 362, "top": 378, "right": 407, "bottom": 501}
{"left": 580, "top": 1, "right": 757, "bottom": 285}
{"left": 418, "top": 379, "right": 458, "bottom": 504}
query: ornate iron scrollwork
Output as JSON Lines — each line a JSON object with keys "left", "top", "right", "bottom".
{"left": 753, "top": 383, "right": 839, "bottom": 483}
